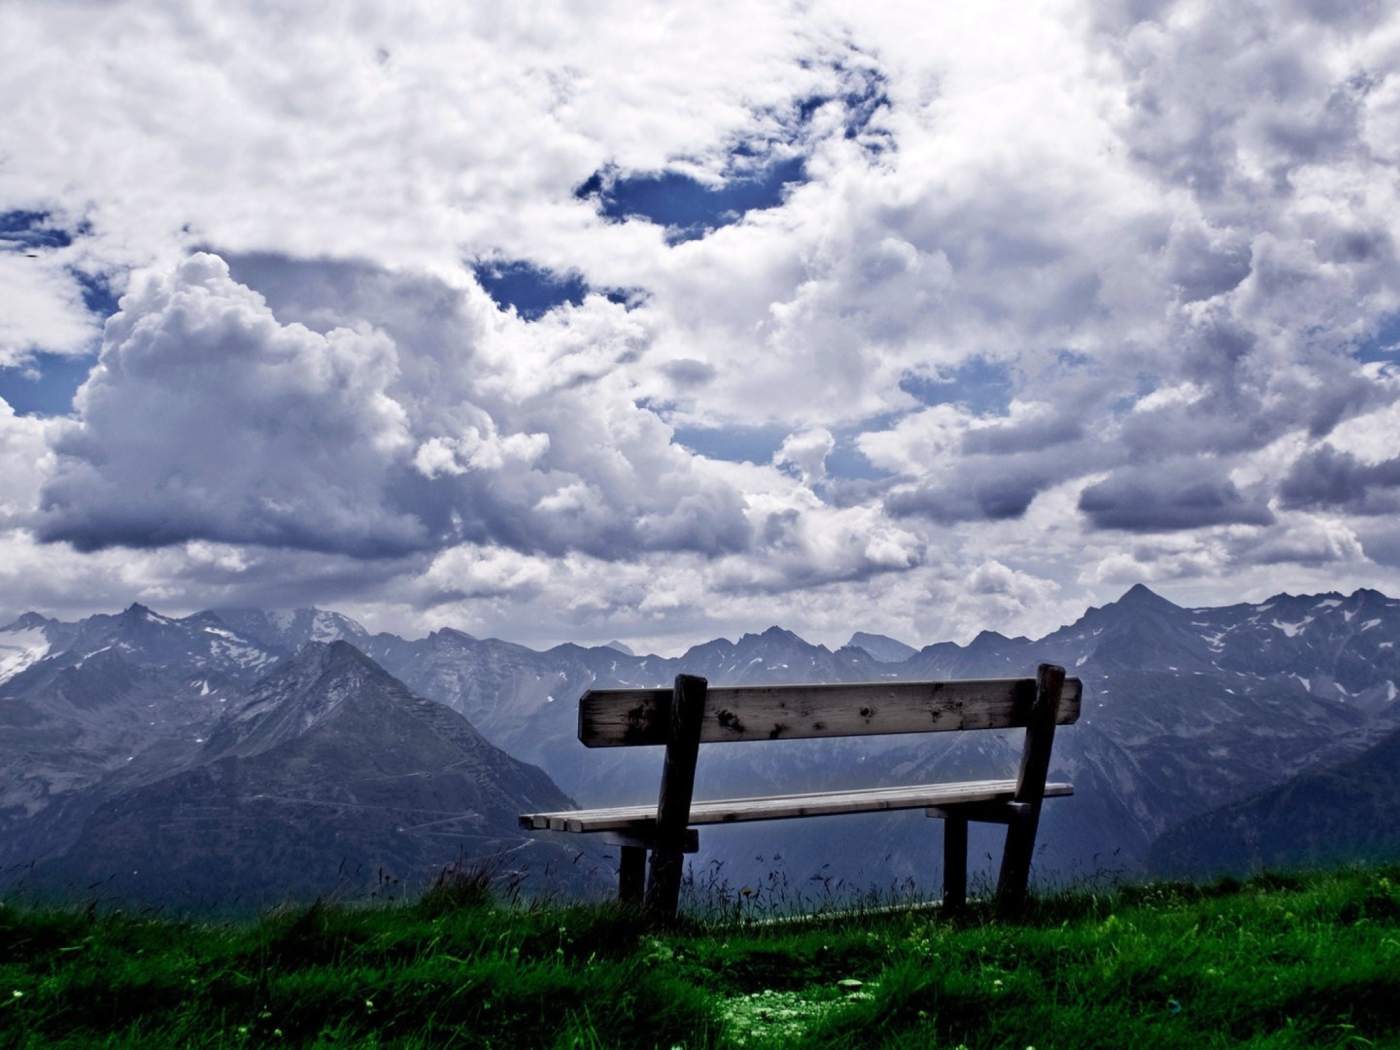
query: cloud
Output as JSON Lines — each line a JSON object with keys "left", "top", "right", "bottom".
{"left": 0, "top": 400, "right": 49, "bottom": 517}
{"left": 38, "top": 254, "right": 421, "bottom": 555}
{"left": 1279, "top": 443, "right": 1400, "bottom": 515}
{"left": 6, "top": 2, "right": 1400, "bottom": 648}
{"left": 886, "top": 472, "right": 1047, "bottom": 524}
{"left": 35, "top": 252, "right": 755, "bottom": 563}
{"left": 1078, "top": 460, "right": 1275, "bottom": 532}
{"left": 0, "top": 246, "right": 103, "bottom": 366}
{"left": 774, "top": 428, "right": 835, "bottom": 486}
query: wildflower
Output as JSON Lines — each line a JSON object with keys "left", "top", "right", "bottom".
{"left": 11, "top": 991, "right": 22, "bottom": 999}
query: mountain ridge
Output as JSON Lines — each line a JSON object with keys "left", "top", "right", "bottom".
{"left": 6, "top": 584, "right": 1400, "bottom": 900}
{"left": 18, "top": 638, "right": 589, "bottom": 908}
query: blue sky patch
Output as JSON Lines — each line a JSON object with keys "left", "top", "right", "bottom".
{"left": 1356, "top": 313, "right": 1400, "bottom": 363}
{"left": 899, "top": 358, "right": 1014, "bottom": 416}
{"left": 581, "top": 155, "right": 807, "bottom": 244}
{"left": 673, "top": 423, "right": 789, "bottom": 465}
{"left": 825, "top": 428, "right": 893, "bottom": 481}
{"left": 673, "top": 421, "right": 891, "bottom": 483}
{"left": 0, "top": 210, "right": 74, "bottom": 252}
{"left": 575, "top": 60, "right": 889, "bottom": 244}
{"left": 0, "top": 352, "right": 94, "bottom": 417}
{"left": 73, "top": 270, "right": 120, "bottom": 318}
{"left": 473, "top": 260, "right": 588, "bottom": 321}
{"left": 794, "top": 62, "right": 893, "bottom": 152}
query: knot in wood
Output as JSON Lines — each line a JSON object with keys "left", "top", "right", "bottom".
{"left": 716, "top": 709, "right": 744, "bottom": 733}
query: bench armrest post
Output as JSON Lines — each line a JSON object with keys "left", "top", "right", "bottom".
{"left": 996, "top": 662, "right": 1065, "bottom": 918}
{"left": 644, "top": 673, "right": 707, "bottom": 920}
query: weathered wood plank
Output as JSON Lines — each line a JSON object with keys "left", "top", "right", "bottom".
{"left": 577, "top": 677, "right": 1082, "bottom": 747}
{"left": 925, "top": 800, "right": 1030, "bottom": 825}
{"left": 518, "top": 779, "right": 1074, "bottom": 833}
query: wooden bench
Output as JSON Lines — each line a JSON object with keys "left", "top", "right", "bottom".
{"left": 520, "top": 663, "right": 1080, "bottom": 920}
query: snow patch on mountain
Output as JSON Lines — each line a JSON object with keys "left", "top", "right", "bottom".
{"left": 310, "top": 611, "right": 351, "bottom": 642}
{"left": 0, "top": 627, "right": 49, "bottom": 684}
{"left": 209, "top": 639, "right": 278, "bottom": 671}
{"left": 1272, "top": 618, "right": 1312, "bottom": 638}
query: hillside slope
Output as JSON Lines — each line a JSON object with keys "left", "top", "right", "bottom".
{"left": 1149, "top": 720, "right": 1400, "bottom": 876}
{"left": 28, "top": 642, "right": 588, "bottom": 907}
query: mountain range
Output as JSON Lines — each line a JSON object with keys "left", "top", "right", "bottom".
{"left": 3, "top": 584, "right": 1399, "bottom": 907}
{"left": 0, "top": 608, "right": 587, "bottom": 908}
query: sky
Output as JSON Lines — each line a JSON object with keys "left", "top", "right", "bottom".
{"left": 3, "top": 0, "right": 1400, "bottom": 655}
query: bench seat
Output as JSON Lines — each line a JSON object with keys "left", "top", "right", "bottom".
{"left": 521, "top": 778, "right": 1074, "bottom": 833}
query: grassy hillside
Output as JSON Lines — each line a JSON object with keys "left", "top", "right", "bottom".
{"left": 4, "top": 866, "right": 1400, "bottom": 1049}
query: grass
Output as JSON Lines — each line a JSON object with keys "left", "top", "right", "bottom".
{"left": 3, "top": 865, "right": 1400, "bottom": 1048}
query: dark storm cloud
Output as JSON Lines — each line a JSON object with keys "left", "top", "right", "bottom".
{"left": 1355, "top": 522, "right": 1400, "bottom": 568}
{"left": 1166, "top": 228, "right": 1252, "bottom": 303}
{"left": 1078, "top": 460, "right": 1274, "bottom": 532}
{"left": 885, "top": 472, "right": 1046, "bottom": 524}
{"left": 876, "top": 404, "right": 1108, "bottom": 526}
{"left": 1279, "top": 444, "right": 1400, "bottom": 516}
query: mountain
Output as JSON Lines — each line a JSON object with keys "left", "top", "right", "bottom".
{"left": 5, "top": 585, "right": 1400, "bottom": 902}
{"left": 846, "top": 632, "right": 919, "bottom": 663}
{"left": 211, "top": 607, "right": 372, "bottom": 652}
{"left": 0, "top": 612, "right": 62, "bottom": 681}
{"left": 24, "top": 642, "right": 587, "bottom": 909}
{"left": 1148, "top": 720, "right": 1400, "bottom": 877}
{"left": 365, "top": 593, "right": 1400, "bottom": 887}
{"left": 0, "top": 604, "right": 292, "bottom": 870}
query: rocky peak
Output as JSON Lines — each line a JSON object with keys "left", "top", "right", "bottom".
{"left": 846, "top": 632, "right": 917, "bottom": 664}
{"left": 3, "top": 611, "right": 56, "bottom": 632}
{"left": 1115, "top": 583, "right": 1180, "bottom": 610}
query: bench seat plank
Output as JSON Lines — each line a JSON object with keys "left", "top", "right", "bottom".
{"left": 520, "top": 778, "right": 1073, "bottom": 833}
{"left": 579, "top": 678, "right": 1081, "bottom": 747}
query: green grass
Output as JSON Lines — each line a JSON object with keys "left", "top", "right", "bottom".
{"left": 4, "top": 866, "right": 1400, "bottom": 1048}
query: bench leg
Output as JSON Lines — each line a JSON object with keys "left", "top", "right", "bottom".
{"left": 618, "top": 845, "right": 647, "bottom": 906}
{"left": 943, "top": 816, "right": 968, "bottom": 912}
{"left": 995, "top": 801, "right": 1042, "bottom": 919}
{"left": 645, "top": 846, "right": 686, "bottom": 920}
{"left": 643, "top": 675, "right": 707, "bottom": 923}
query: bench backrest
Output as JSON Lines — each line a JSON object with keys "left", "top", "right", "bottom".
{"left": 578, "top": 675, "right": 1082, "bottom": 747}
